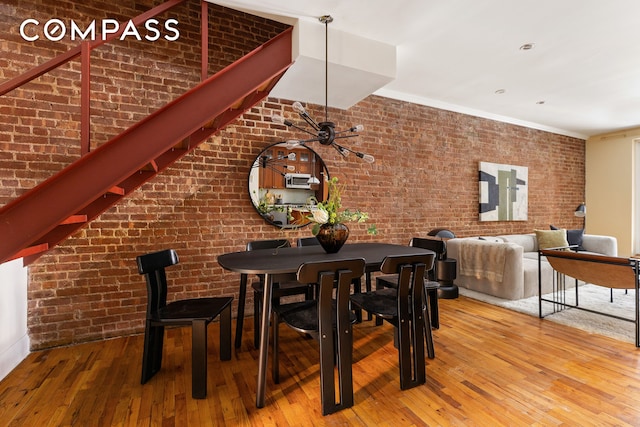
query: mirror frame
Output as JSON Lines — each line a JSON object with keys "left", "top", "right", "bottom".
{"left": 248, "top": 142, "right": 330, "bottom": 229}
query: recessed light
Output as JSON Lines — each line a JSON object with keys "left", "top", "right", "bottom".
{"left": 536, "top": 100, "right": 545, "bottom": 105}
{"left": 495, "top": 89, "right": 506, "bottom": 95}
{"left": 519, "top": 43, "right": 535, "bottom": 51}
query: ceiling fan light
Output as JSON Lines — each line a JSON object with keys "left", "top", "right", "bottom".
{"left": 337, "top": 145, "right": 350, "bottom": 157}
{"left": 271, "top": 114, "right": 285, "bottom": 124}
{"left": 285, "top": 140, "right": 301, "bottom": 149}
{"left": 270, "top": 16, "right": 374, "bottom": 165}
{"left": 292, "top": 101, "right": 306, "bottom": 114}
{"left": 362, "top": 154, "right": 375, "bottom": 163}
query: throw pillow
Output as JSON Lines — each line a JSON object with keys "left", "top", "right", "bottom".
{"left": 550, "top": 225, "right": 585, "bottom": 250}
{"left": 535, "top": 229, "right": 569, "bottom": 250}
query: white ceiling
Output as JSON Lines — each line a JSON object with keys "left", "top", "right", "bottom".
{"left": 210, "top": 0, "right": 640, "bottom": 139}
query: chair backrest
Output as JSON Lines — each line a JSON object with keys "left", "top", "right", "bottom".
{"left": 246, "top": 239, "right": 291, "bottom": 251}
{"left": 297, "top": 259, "right": 366, "bottom": 328}
{"left": 297, "top": 258, "right": 366, "bottom": 358}
{"left": 410, "top": 237, "right": 446, "bottom": 260}
{"left": 136, "top": 249, "right": 179, "bottom": 317}
{"left": 409, "top": 238, "right": 443, "bottom": 280}
{"left": 381, "top": 253, "right": 435, "bottom": 312}
{"left": 297, "top": 258, "right": 366, "bottom": 287}
{"left": 297, "top": 236, "right": 320, "bottom": 247}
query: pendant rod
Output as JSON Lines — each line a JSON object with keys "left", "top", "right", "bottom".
{"left": 320, "top": 15, "right": 333, "bottom": 123}
{"left": 325, "top": 17, "right": 328, "bottom": 123}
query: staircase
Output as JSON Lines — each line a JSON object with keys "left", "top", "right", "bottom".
{"left": 0, "top": 8, "right": 293, "bottom": 265}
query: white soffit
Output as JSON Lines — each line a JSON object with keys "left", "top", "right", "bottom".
{"left": 270, "top": 19, "right": 396, "bottom": 109}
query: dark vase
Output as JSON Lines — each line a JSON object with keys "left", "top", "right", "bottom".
{"left": 315, "top": 223, "right": 350, "bottom": 253}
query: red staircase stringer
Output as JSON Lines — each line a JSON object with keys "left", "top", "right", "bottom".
{"left": 21, "top": 79, "right": 284, "bottom": 266}
{"left": 0, "top": 28, "right": 293, "bottom": 265}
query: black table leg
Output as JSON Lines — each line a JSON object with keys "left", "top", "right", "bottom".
{"left": 235, "top": 273, "right": 247, "bottom": 348}
{"left": 256, "top": 273, "right": 272, "bottom": 408}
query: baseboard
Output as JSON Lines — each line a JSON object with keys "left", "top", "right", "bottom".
{"left": 0, "top": 334, "right": 30, "bottom": 381}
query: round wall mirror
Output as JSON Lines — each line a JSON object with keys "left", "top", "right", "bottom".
{"left": 248, "top": 142, "right": 329, "bottom": 228}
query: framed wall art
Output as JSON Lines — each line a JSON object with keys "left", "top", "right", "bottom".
{"left": 479, "top": 161, "right": 528, "bottom": 221}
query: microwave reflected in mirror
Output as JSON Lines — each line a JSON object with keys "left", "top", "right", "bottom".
{"left": 285, "top": 173, "right": 313, "bottom": 189}
{"left": 248, "top": 142, "right": 329, "bottom": 229}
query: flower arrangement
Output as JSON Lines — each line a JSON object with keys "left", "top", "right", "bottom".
{"left": 308, "top": 177, "right": 377, "bottom": 235}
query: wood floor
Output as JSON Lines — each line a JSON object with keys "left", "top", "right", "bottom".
{"left": 2, "top": 296, "right": 640, "bottom": 426}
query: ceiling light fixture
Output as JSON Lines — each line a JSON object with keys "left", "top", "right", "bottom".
{"left": 271, "top": 15, "right": 374, "bottom": 164}
{"left": 519, "top": 43, "right": 535, "bottom": 51}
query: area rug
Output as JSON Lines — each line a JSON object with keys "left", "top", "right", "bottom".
{"left": 459, "top": 285, "right": 637, "bottom": 344}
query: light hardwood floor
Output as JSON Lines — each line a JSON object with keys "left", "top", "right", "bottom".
{"left": 1, "top": 296, "right": 640, "bottom": 426}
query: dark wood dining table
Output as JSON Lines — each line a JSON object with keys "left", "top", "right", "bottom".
{"left": 217, "top": 242, "right": 435, "bottom": 408}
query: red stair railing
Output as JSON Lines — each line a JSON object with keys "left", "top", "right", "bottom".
{"left": 0, "top": 2, "right": 293, "bottom": 265}
{"left": 0, "top": 0, "right": 188, "bottom": 156}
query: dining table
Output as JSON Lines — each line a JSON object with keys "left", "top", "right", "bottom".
{"left": 217, "top": 242, "right": 435, "bottom": 408}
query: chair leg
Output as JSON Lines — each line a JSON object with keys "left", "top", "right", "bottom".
{"left": 428, "top": 288, "right": 439, "bottom": 329}
{"left": 423, "top": 296, "right": 435, "bottom": 360}
{"left": 335, "top": 320, "right": 354, "bottom": 413}
{"left": 318, "top": 328, "right": 337, "bottom": 415}
{"left": 397, "top": 314, "right": 426, "bottom": 390}
{"left": 272, "top": 312, "right": 280, "bottom": 384}
{"left": 141, "top": 322, "right": 164, "bottom": 384}
{"left": 352, "top": 277, "right": 363, "bottom": 323}
{"left": 191, "top": 320, "right": 208, "bottom": 399}
{"left": 396, "top": 319, "right": 411, "bottom": 389}
{"left": 235, "top": 273, "right": 247, "bottom": 348}
{"left": 374, "top": 277, "right": 384, "bottom": 326}
{"left": 365, "top": 272, "right": 373, "bottom": 321}
{"left": 220, "top": 304, "right": 232, "bottom": 361}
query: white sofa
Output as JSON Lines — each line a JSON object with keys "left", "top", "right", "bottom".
{"left": 446, "top": 233, "right": 618, "bottom": 300}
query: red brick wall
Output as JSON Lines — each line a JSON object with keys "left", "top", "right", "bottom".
{"left": 0, "top": 1, "right": 585, "bottom": 350}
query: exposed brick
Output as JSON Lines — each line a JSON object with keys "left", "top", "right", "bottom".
{"left": 1, "top": 0, "right": 584, "bottom": 350}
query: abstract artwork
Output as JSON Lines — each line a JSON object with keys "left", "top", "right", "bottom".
{"left": 479, "top": 161, "right": 528, "bottom": 221}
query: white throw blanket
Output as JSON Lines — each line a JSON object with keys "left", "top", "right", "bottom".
{"left": 458, "top": 240, "right": 507, "bottom": 282}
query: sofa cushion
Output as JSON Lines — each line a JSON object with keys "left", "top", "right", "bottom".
{"left": 535, "top": 229, "right": 569, "bottom": 249}
{"left": 550, "top": 224, "right": 585, "bottom": 250}
{"left": 499, "top": 234, "right": 537, "bottom": 252}
{"left": 582, "top": 234, "right": 617, "bottom": 256}
{"left": 477, "top": 236, "right": 504, "bottom": 243}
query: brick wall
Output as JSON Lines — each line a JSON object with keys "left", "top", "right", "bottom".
{"left": 0, "top": 1, "right": 585, "bottom": 350}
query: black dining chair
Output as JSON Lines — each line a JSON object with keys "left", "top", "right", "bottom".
{"left": 271, "top": 258, "right": 366, "bottom": 415}
{"left": 247, "top": 239, "right": 314, "bottom": 348}
{"left": 350, "top": 253, "right": 435, "bottom": 390}
{"left": 136, "top": 249, "right": 233, "bottom": 399}
{"left": 297, "top": 235, "right": 366, "bottom": 322}
{"left": 376, "top": 238, "right": 443, "bottom": 351}
{"left": 298, "top": 235, "right": 374, "bottom": 320}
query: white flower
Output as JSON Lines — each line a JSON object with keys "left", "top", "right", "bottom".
{"left": 311, "top": 208, "right": 329, "bottom": 224}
